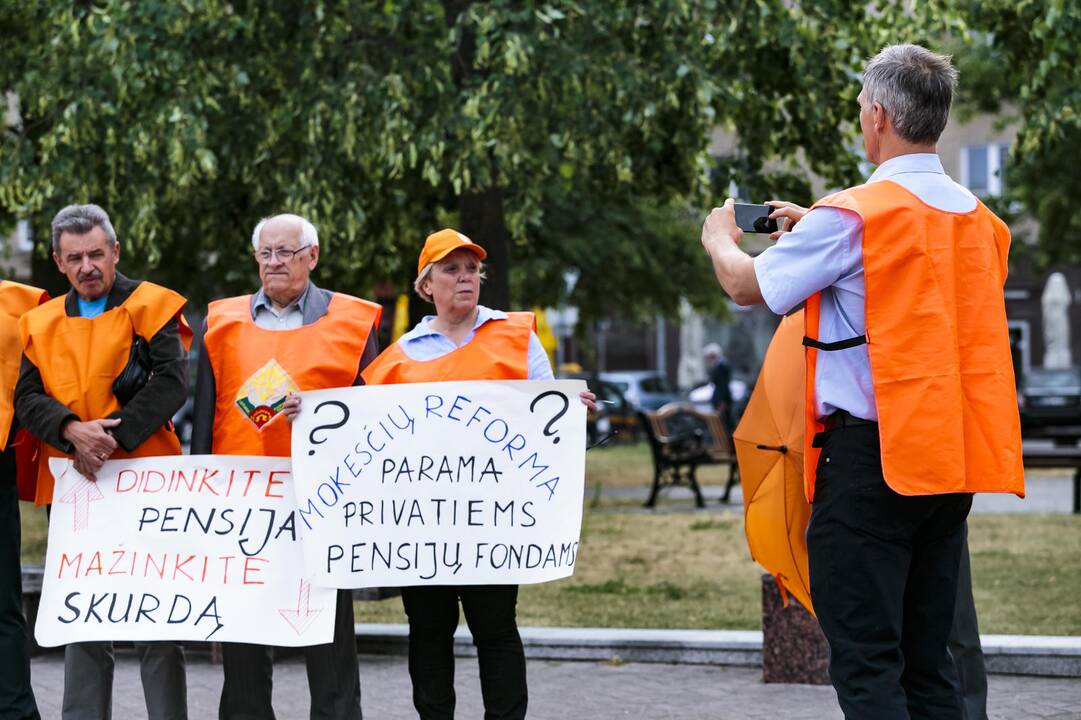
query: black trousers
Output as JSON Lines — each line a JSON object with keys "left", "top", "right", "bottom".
{"left": 400, "top": 585, "right": 527, "bottom": 720}
{"left": 218, "top": 588, "right": 361, "bottom": 720}
{"left": 807, "top": 424, "right": 972, "bottom": 720}
{"left": 0, "top": 445, "right": 39, "bottom": 719}
{"left": 950, "top": 525, "right": 988, "bottom": 720}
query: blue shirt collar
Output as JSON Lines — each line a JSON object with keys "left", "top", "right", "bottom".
{"left": 77, "top": 295, "right": 108, "bottom": 319}
{"left": 400, "top": 305, "right": 507, "bottom": 344}
{"left": 867, "top": 153, "right": 945, "bottom": 184}
{"left": 251, "top": 282, "right": 312, "bottom": 318}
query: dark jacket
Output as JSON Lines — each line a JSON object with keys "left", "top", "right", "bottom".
{"left": 709, "top": 360, "right": 733, "bottom": 410}
{"left": 189, "top": 282, "right": 379, "bottom": 455}
{"left": 14, "top": 273, "right": 189, "bottom": 454}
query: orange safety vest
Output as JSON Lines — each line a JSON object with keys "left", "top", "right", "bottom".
{"left": 0, "top": 281, "right": 49, "bottom": 501}
{"left": 204, "top": 293, "right": 382, "bottom": 456}
{"left": 362, "top": 312, "right": 534, "bottom": 385}
{"left": 802, "top": 180, "right": 1024, "bottom": 501}
{"left": 19, "top": 281, "right": 193, "bottom": 505}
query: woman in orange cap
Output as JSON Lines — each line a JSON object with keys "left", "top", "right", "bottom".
{"left": 362, "top": 228, "right": 595, "bottom": 720}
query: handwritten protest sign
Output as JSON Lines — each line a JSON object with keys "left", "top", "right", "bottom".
{"left": 291, "top": 380, "right": 587, "bottom": 587}
{"left": 36, "top": 456, "right": 335, "bottom": 647}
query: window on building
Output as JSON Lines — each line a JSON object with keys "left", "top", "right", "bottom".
{"left": 961, "top": 143, "right": 1008, "bottom": 197}
{"left": 998, "top": 144, "right": 1009, "bottom": 194}
{"left": 16, "top": 220, "right": 33, "bottom": 252}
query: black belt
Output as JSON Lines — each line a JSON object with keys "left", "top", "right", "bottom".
{"left": 821, "top": 410, "right": 877, "bottom": 432}
{"left": 803, "top": 334, "right": 867, "bottom": 351}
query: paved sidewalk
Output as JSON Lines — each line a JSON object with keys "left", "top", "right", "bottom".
{"left": 599, "top": 471, "right": 1076, "bottom": 514}
{"left": 30, "top": 651, "right": 1081, "bottom": 719}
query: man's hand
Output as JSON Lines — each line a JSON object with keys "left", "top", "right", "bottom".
{"left": 578, "top": 390, "right": 598, "bottom": 413}
{"left": 765, "top": 200, "right": 809, "bottom": 241}
{"left": 701, "top": 199, "right": 743, "bottom": 254}
{"left": 700, "top": 198, "right": 764, "bottom": 306}
{"left": 282, "top": 394, "right": 302, "bottom": 423}
{"left": 72, "top": 450, "right": 105, "bottom": 481}
{"left": 64, "top": 418, "right": 120, "bottom": 481}
{"left": 62, "top": 418, "right": 120, "bottom": 469}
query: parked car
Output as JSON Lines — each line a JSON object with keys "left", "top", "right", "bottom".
{"left": 1019, "top": 366, "right": 1081, "bottom": 430}
{"left": 556, "top": 372, "right": 638, "bottom": 444}
{"left": 593, "top": 379, "right": 638, "bottom": 444}
{"left": 599, "top": 371, "right": 681, "bottom": 412}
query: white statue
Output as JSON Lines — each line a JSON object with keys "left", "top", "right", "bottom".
{"left": 1041, "top": 272, "right": 1072, "bottom": 368}
{"left": 677, "top": 299, "right": 706, "bottom": 388}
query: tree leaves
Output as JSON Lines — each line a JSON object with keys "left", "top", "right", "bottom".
{"left": 0, "top": 0, "right": 935, "bottom": 315}
{"left": 951, "top": 0, "right": 1081, "bottom": 265}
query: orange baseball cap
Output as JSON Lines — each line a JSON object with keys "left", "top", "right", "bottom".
{"left": 417, "top": 228, "right": 487, "bottom": 275}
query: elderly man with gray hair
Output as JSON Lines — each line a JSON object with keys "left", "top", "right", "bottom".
{"left": 191, "top": 213, "right": 382, "bottom": 719}
{"left": 15, "top": 203, "right": 192, "bottom": 719}
{"left": 700, "top": 45, "right": 1023, "bottom": 719}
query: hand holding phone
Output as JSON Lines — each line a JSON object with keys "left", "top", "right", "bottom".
{"left": 733, "top": 203, "right": 779, "bottom": 234}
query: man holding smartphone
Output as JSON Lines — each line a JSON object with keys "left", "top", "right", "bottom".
{"left": 700, "top": 44, "right": 1023, "bottom": 720}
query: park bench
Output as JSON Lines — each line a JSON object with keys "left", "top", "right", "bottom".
{"left": 1021, "top": 443, "right": 1081, "bottom": 514}
{"left": 639, "top": 402, "right": 739, "bottom": 509}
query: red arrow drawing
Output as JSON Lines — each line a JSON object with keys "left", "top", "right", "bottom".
{"left": 279, "top": 579, "right": 323, "bottom": 635}
{"left": 56, "top": 477, "right": 104, "bottom": 532}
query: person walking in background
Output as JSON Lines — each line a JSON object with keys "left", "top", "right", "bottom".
{"left": 360, "top": 228, "right": 595, "bottom": 720}
{"left": 700, "top": 44, "right": 1023, "bottom": 719}
{"left": 0, "top": 280, "right": 47, "bottom": 720}
{"left": 704, "top": 342, "right": 733, "bottom": 431}
{"left": 191, "top": 213, "right": 382, "bottom": 720}
{"left": 15, "top": 204, "right": 191, "bottom": 720}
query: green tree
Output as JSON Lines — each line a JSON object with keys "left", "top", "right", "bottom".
{"left": 1, "top": 1, "right": 948, "bottom": 316}
{"left": 950, "top": 1, "right": 1081, "bottom": 264}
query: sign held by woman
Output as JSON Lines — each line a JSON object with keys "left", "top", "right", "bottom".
{"left": 291, "top": 379, "right": 587, "bottom": 588}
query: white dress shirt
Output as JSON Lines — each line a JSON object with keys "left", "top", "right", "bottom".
{"left": 251, "top": 283, "right": 312, "bottom": 330}
{"left": 753, "top": 153, "right": 978, "bottom": 420}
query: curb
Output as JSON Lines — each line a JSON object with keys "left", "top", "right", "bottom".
{"left": 355, "top": 624, "right": 1081, "bottom": 678}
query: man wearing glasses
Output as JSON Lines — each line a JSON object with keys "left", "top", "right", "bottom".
{"left": 192, "top": 213, "right": 382, "bottom": 720}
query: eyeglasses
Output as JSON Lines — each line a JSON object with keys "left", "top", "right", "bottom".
{"left": 255, "top": 245, "right": 312, "bottom": 263}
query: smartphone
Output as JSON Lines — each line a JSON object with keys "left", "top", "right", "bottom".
{"left": 733, "top": 203, "right": 778, "bottom": 234}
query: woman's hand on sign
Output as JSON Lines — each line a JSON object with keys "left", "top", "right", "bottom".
{"left": 282, "top": 394, "right": 302, "bottom": 423}
{"left": 579, "top": 390, "right": 598, "bottom": 412}
{"left": 765, "top": 200, "right": 809, "bottom": 241}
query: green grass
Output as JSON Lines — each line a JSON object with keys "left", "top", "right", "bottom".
{"left": 354, "top": 510, "right": 761, "bottom": 630}
{"left": 351, "top": 509, "right": 1081, "bottom": 636}
{"left": 22, "top": 453, "right": 1081, "bottom": 636}
{"left": 583, "top": 443, "right": 738, "bottom": 491}
{"left": 967, "top": 514, "right": 1081, "bottom": 635}
{"left": 19, "top": 503, "right": 47, "bottom": 565}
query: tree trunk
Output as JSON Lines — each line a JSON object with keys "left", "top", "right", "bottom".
{"left": 29, "top": 221, "right": 67, "bottom": 297}
{"left": 443, "top": 0, "right": 512, "bottom": 311}
{"left": 460, "top": 187, "right": 510, "bottom": 311}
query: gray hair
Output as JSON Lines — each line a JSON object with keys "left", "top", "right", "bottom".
{"left": 251, "top": 213, "right": 320, "bottom": 250}
{"left": 50, "top": 204, "right": 117, "bottom": 253}
{"left": 862, "top": 44, "right": 958, "bottom": 145}
{"left": 414, "top": 260, "right": 487, "bottom": 304}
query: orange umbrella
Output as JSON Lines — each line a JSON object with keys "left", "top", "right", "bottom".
{"left": 733, "top": 309, "right": 813, "bottom": 614}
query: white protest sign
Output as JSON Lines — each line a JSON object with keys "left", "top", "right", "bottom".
{"left": 291, "top": 380, "right": 587, "bottom": 588}
{"left": 36, "top": 455, "right": 335, "bottom": 647}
